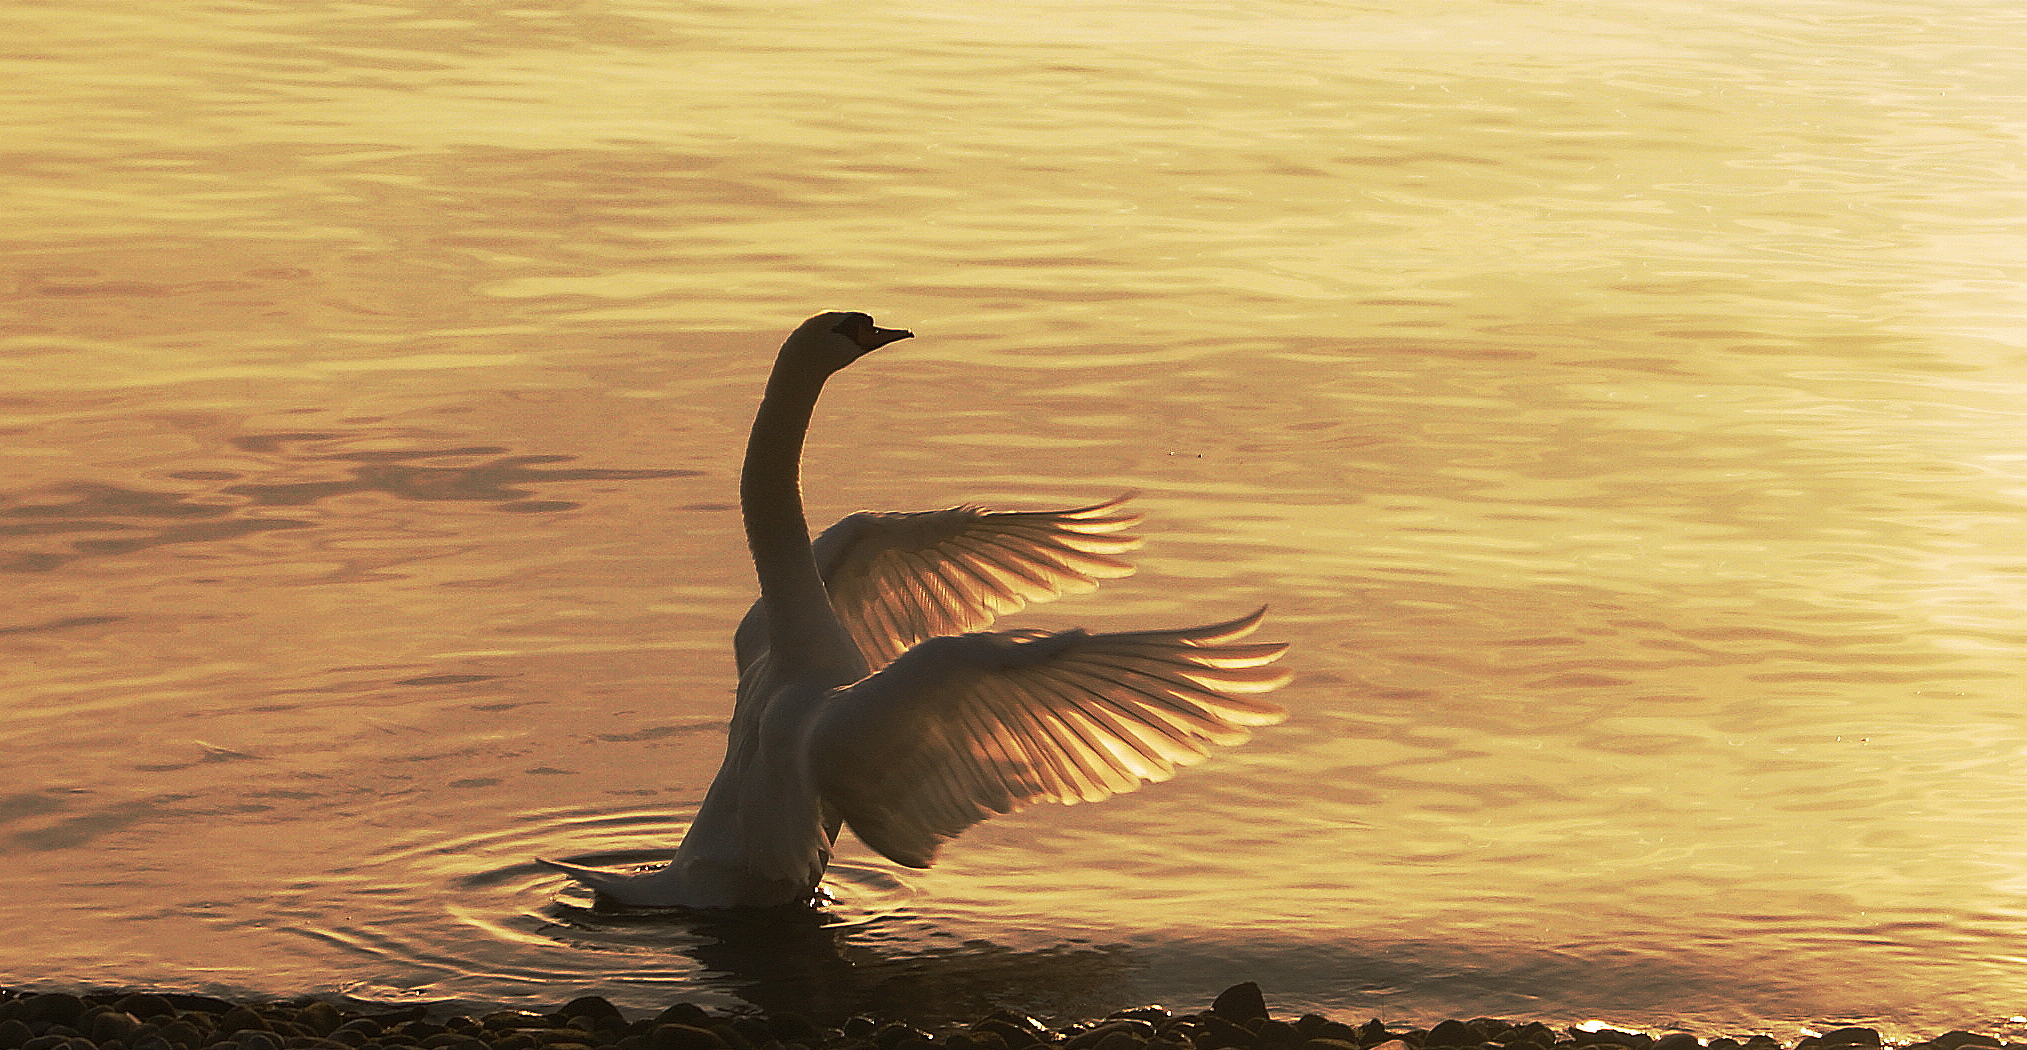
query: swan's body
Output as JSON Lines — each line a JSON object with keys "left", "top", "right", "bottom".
{"left": 539, "top": 311, "right": 1291, "bottom": 908}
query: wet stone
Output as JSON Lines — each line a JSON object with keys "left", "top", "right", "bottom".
{"left": 969, "top": 1022, "right": 1037, "bottom": 1050}
{"left": 162, "top": 999, "right": 236, "bottom": 1017}
{"left": 765, "top": 1017, "right": 822, "bottom": 1045}
{"left": 20, "top": 999, "right": 89, "bottom": 1028}
{"left": 873, "top": 1024, "right": 931, "bottom": 1050}
{"left": 558, "top": 1002, "right": 625, "bottom": 1033}
{"left": 652, "top": 1012, "right": 713, "bottom": 1035}
{"left": 482, "top": 1019, "right": 550, "bottom": 1034}
{"left": 298, "top": 1006, "right": 345, "bottom": 1039}
{"left": 1209, "top": 986, "right": 1269, "bottom": 1027}
{"left": 220, "top": 1011, "right": 272, "bottom": 1036}
{"left": 652, "top": 1026, "right": 730, "bottom": 1050}
{"left": 117, "top": 1000, "right": 179, "bottom": 1023}
{"left": 1067, "top": 1022, "right": 1154, "bottom": 1050}
{"left": 1193, "top": 1016, "right": 1257, "bottom": 1050}
{"left": 94, "top": 1015, "right": 147, "bottom": 1044}
{"left": 0, "top": 986, "right": 2017, "bottom": 1050}
{"left": 1497, "top": 1027, "right": 1556, "bottom": 1049}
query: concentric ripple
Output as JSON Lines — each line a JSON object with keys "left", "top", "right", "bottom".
{"left": 533, "top": 851, "right": 911, "bottom": 924}
{"left": 275, "top": 809, "right": 921, "bottom": 1015}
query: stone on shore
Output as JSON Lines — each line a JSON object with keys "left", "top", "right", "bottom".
{"left": 0, "top": 983, "right": 2020, "bottom": 1050}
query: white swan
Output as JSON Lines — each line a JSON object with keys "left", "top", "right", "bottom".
{"left": 538, "top": 311, "right": 1291, "bottom": 908}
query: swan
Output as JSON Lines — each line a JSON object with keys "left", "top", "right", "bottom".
{"left": 538, "top": 311, "right": 1291, "bottom": 908}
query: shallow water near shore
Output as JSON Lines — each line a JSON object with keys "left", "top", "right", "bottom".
{"left": 5, "top": 0, "right": 2027, "bottom": 1038}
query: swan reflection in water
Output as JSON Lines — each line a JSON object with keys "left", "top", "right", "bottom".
{"left": 541, "top": 867, "right": 1140, "bottom": 1024}
{"left": 539, "top": 312, "right": 1292, "bottom": 910}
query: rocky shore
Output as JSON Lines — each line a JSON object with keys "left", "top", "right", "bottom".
{"left": 1, "top": 983, "right": 2015, "bottom": 1050}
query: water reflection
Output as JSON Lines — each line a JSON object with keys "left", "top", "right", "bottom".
{"left": 0, "top": 434, "right": 694, "bottom": 572}
{"left": 528, "top": 898, "right": 1124, "bottom": 1025}
{"left": 0, "top": 483, "right": 314, "bottom": 572}
{"left": 283, "top": 814, "right": 1144, "bottom": 1025}
{"left": 220, "top": 434, "right": 694, "bottom": 511}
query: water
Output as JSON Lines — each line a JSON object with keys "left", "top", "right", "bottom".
{"left": 5, "top": 0, "right": 2027, "bottom": 1038}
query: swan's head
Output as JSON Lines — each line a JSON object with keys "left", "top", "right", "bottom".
{"left": 785, "top": 311, "right": 913, "bottom": 374}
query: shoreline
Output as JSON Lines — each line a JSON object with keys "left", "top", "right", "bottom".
{"left": 1, "top": 984, "right": 2017, "bottom": 1050}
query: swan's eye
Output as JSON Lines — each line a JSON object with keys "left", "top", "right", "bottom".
{"left": 830, "top": 313, "right": 874, "bottom": 338}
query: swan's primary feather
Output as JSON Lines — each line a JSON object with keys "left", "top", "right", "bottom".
{"left": 734, "top": 497, "right": 1143, "bottom": 673}
{"left": 807, "top": 607, "right": 1290, "bottom": 869}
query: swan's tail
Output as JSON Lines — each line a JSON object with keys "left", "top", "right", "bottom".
{"left": 534, "top": 856, "right": 645, "bottom": 898}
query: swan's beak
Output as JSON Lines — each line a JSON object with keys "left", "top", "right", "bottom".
{"left": 856, "top": 325, "right": 913, "bottom": 353}
{"left": 828, "top": 312, "right": 914, "bottom": 356}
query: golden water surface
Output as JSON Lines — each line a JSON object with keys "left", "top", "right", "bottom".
{"left": 5, "top": 0, "right": 2027, "bottom": 1037}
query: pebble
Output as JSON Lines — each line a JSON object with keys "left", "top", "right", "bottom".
{"left": 0, "top": 984, "right": 2018, "bottom": 1050}
{"left": 1210, "top": 987, "right": 1269, "bottom": 1027}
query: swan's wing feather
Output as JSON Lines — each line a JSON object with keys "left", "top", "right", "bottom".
{"left": 807, "top": 608, "right": 1291, "bottom": 869}
{"left": 812, "top": 496, "right": 1143, "bottom": 668}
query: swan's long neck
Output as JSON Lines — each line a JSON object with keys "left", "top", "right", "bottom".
{"left": 740, "top": 353, "right": 867, "bottom": 682}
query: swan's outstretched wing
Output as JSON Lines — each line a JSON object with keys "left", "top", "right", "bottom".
{"left": 735, "top": 497, "right": 1143, "bottom": 673}
{"left": 807, "top": 608, "right": 1292, "bottom": 869}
